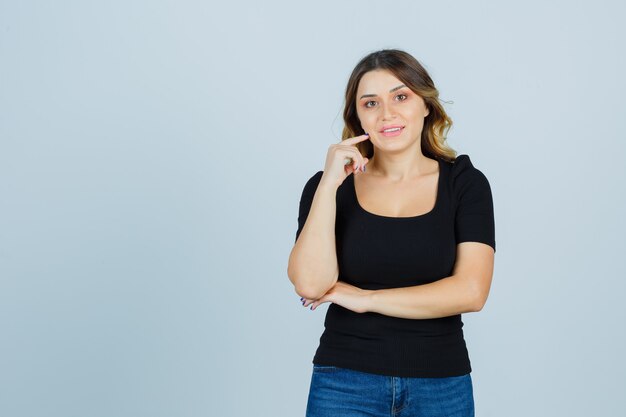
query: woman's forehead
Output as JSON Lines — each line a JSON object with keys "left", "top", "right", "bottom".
{"left": 358, "top": 70, "right": 404, "bottom": 95}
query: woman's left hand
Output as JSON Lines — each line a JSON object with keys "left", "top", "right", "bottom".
{"left": 300, "top": 281, "right": 373, "bottom": 313}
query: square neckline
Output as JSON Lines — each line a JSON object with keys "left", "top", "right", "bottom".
{"left": 350, "top": 158, "right": 443, "bottom": 220}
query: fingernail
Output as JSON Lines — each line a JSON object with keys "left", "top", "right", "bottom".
{"left": 365, "top": 132, "right": 369, "bottom": 136}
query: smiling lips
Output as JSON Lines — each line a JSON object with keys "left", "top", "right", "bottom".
{"left": 380, "top": 125, "right": 405, "bottom": 137}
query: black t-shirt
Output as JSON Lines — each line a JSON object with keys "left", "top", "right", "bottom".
{"left": 294, "top": 154, "right": 496, "bottom": 377}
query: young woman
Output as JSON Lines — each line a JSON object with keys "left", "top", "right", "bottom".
{"left": 287, "top": 48, "right": 496, "bottom": 417}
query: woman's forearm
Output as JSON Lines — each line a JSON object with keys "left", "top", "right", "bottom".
{"left": 365, "top": 274, "right": 480, "bottom": 319}
{"left": 288, "top": 181, "right": 340, "bottom": 300}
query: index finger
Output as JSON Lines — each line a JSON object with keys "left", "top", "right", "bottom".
{"left": 340, "top": 133, "right": 370, "bottom": 145}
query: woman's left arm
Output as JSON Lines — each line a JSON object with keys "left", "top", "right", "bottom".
{"left": 365, "top": 242, "right": 495, "bottom": 319}
{"left": 304, "top": 241, "right": 494, "bottom": 319}
{"left": 366, "top": 242, "right": 494, "bottom": 319}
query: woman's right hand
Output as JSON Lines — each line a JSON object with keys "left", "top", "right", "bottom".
{"left": 319, "top": 133, "right": 371, "bottom": 189}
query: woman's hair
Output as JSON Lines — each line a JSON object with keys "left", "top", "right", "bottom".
{"left": 342, "top": 49, "right": 457, "bottom": 162}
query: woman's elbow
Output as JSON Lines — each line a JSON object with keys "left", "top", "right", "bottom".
{"left": 294, "top": 285, "right": 320, "bottom": 301}
{"left": 288, "top": 267, "right": 337, "bottom": 300}
{"left": 288, "top": 271, "right": 328, "bottom": 300}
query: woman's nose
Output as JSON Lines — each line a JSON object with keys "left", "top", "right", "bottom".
{"left": 381, "top": 102, "right": 396, "bottom": 120}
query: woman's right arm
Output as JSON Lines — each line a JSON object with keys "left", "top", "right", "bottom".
{"left": 287, "top": 178, "right": 340, "bottom": 300}
{"left": 287, "top": 134, "right": 371, "bottom": 300}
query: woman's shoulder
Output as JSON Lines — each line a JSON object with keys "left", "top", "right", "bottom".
{"left": 449, "top": 154, "right": 473, "bottom": 175}
{"left": 448, "top": 154, "right": 486, "bottom": 176}
{"left": 305, "top": 170, "right": 324, "bottom": 186}
{"left": 448, "top": 154, "right": 492, "bottom": 193}
{"left": 307, "top": 170, "right": 324, "bottom": 181}
{"left": 300, "top": 170, "right": 324, "bottom": 196}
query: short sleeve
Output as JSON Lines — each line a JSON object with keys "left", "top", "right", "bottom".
{"left": 295, "top": 171, "right": 324, "bottom": 243}
{"left": 451, "top": 155, "right": 496, "bottom": 252}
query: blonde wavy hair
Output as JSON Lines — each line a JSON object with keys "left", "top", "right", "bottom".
{"left": 341, "top": 49, "right": 457, "bottom": 163}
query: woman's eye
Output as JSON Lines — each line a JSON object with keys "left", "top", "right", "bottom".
{"left": 364, "top": 94, "right": 408, "bottom": 108}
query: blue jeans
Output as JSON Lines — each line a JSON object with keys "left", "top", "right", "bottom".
{"left": 305, "top": 364, "right": 474, "bottom": 417}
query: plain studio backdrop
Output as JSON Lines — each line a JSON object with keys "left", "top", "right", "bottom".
{"left": 1, "top": 1, "right": 624, "bottom": 416}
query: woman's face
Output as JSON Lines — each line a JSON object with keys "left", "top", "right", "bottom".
{"left": 355, "top": 70, "right": 429, "bottom": 151}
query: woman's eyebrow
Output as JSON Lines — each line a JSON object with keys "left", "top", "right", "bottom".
{"left": 359, "top": 84, "right": 407, "bottom": 100}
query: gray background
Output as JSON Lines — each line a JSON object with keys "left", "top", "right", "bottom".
{"left": 1, "top": 1, "right": 624, "bottom": 416}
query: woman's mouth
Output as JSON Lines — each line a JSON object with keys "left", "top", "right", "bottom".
{"left": 380, "top": 126, "right": 404, "bottom": 137}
